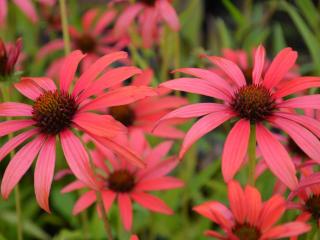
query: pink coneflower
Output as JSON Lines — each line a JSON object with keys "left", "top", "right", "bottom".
{"left": 113, "top": 0, "right": 180, "bottom": 48}
{"left": 193, "top": 181, "right": 310, "bottom": 240}
{"left": 62, "top": 130, "right": 184, "bottom": 231}
{"left": 288, "top": 163, "right": 320, "bottom": 227}
{"left": 38, "top": 8, "right": 129, "bottom": 76}
{"left": 157, "top": 45, "right": 320, "bottom": 190}
{"left": 0, "top": 38, "right": 22, "bottom": 78}
{"left": 0, "top": 50, "right": 155, "bottom": 212}
{"left": 106, "top": 68, "right": 187, "bottom": 139}
{"left": 0, "top": 0, "right": 55, "bottom": 26}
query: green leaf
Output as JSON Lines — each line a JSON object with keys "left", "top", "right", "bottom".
{"left": 272, "top": 24, "right": 286, "bottom": 53}
{"left": 216, "top": 18, "right": 232, "bottom": 49}
{"left": 280, "top": 1, "right": 320, "bottom": 74}
{"left": 296, "top": 0, "right": 320, "bottom": 33}
{"left": 222, "top": 0, "right": 246, "bottom": 26}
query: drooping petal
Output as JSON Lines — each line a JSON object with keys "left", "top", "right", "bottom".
{"left": 72, "top": 191, "right": 96, "bottom": 215}
{"left": 92, "top": 135, "right": 145, "bottom": 168}
{"left": 160, "top": 78, "right": 232, "bottom": 101}
{"left": 180, "top": 111, "right": 235, "bottom": 158}
{"left": 141, "top": 8, "right": 158, "bottom": 48}
{"left": 61, "top": 180, "right": 86, "bottom": 193}
{"left": 135, "top": 177, "right": 184, "bottom": 191}
{"left": 0, "top": 128, "right": 37, "bottom": 162}
{"left": 277, "top": 95, "right": 320, "bottom": 109}
{"left": 102, "top": 190, "right": 116, "bottom": 212}
{"left": 79, "top": 86, "right": 156, "bottom": 112}
{"left": 269, "top": 116, "right": 320, "bottom": 162}
{"left": 173, "top": 68, "right": 234, "bottom": 97}
{"left": 263, "top": 48, "right": 298, "bottom": 89}
{"left": 1, "top": 135, "right": 46, "bottom": 199}
{"left": 118, "top": 194, "right": 133, "bottom": 231}
{"left": 228, "top": 181, "right": 247, "bottom": 224}
{"left": 262, "top": 222, "right": 310, "bottom": 239}
{"left": 207, "top": 56, "right": 246, "bottom": 87}
{"left": 131, "top": 192, "right": 173, "bottom": 214}
{"left": 0, "top": 102, "right": 33, "bottom": 116}
{"left": 60, "top": 129, "right": 97, "bottom": 189}
{"left": 0, "top": 0, "right": 8, "bottom": 26}
{"left": 0, "top": 119, "right": 34, "bottom": 137}
{"left": 222, "top": 120, "right": 250, "bottom": 182}
{"left": 252, "top": 45, "right": 265, "bottom": 85}
{"left": 274, "top": 77, "right": 320, "bottom": 98}
{"left": 60, "top": 50, "right": 86, "bottom": 92}
{"left": 244, "top": 185, "right": 262, "bottom": 226}
{"left": 34, "top": 136, "right": 56, "bottom": 212}
{"left": 73, "top": 112, "right": 126, "bottom": 138}
{"left": 73, "top": 51, "right": 128, "bottom": 97}
{"left": 256, "top": 124, "right": 298, "bottom": 190}
{"left": 157, "top": 103, "right": 228, "bottom": 123}
{"left": 157, "top": 0, "right": 180, "bottom": 31}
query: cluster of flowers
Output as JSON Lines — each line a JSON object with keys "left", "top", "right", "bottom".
{"left": 1, "top": 0, "right": 320, "bottom": 239}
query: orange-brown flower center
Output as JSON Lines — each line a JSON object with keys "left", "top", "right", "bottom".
{"left": 138, "top": 0, "right": 157, "bottom": 6}
{"left": 75, "top": 34, "right": 97, "bottom": 53}
{"left": 108, "top": 170, "right": 135, "bottom": 193}
{"left": 231, "top": 84, "right": 276, "bottom": 122}
{"left": 306, "top": 195, "right": 320, "bottom": 220}
{"left": 109, "top": 105, "right": 135, "bottom": 127}
{"left": 232, "top": 223, "right": 261, "bottom": 240}
{"left": 32, "top": 90, "right": 78, "bottom": 135}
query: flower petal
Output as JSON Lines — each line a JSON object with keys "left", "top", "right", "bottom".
{"left": 207, "top": 56, "right": 246, "bottom": 87}
{"left": 0, "top": 102, "right": 33, "bottom": 116}
{"left": 118, "top": 194, "right": 133, "bottom": 231}
{"left": 0, "top": 119, "right": 34, "bottom": 137}
{"left": 34, "top": 136, "right": 56, "bottom": 212}
{"left": 222, "top": 119, "right": 250, "bottom": 182}
{"left": 244, "top": 185, "right": 261, "bottom": 225}
{"left": 14, "top": 79, "right": 43, "bottom": 100}
{"left": 252, "top": 45, "right": 265, "bottom": 85}
{"left": 102, "top": 190, "right": 116, "bottom": 212}
{"left": 93, "top": 10, "right": 116, "bottom": 34}
{"left": 256, "top": 124, "right": 298, "bottom": 190}
{"left": 263, "top": 222, "right": 310, "bottom": 239}
{"left": 135, "top": 177, "right": 184, "bottom": 191}
{"left": 157, "top": 0, "right": 180, "bottom": 31}
{"left": 13, "top": 0, "right": 37, "bottom": 22}
{"left": 72, "top": 191, "right": 96, "bottom": 215}
{"left": 61, "top": 180, "right": 86, "bottom": 193}
{"left": 131, "top": 192, "right": 173, "bottom": 215}
{"left": 73, "top": 51, "right": 128, "bottom": 97}
{"left": 228, "top": 181, "right": 247, "bottom": 224}
{"left": 1, "top": 135, "right": 46, "bottom": 199}
{"left": 180, "top": 111, "right": 235, "bottom": 158}
{"left": 263, "top": 47, "right": 297, "bottom": 89}
{"left": 60, "top": 129, "right": 97, "bottom": 189}
{"left": 277, "top": 95, "right": 320, "bottom": 109}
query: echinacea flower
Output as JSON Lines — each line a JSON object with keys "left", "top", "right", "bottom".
{"left": 0, "top": 50, "right": 155, "bottom": 212}
{"left": 193, "top": 180, "right": 310, "bottom": 240}
{"left": 0, "top": 38, "right": 22, "bottom": 78}
{"left": 38, "top": 7, "right": 129, "bottom": 76}
{"left": 114, "top": 0, "right": 180, "bottom": 48}
{"left": 107, "top": 68, "right": 187, "bottom": 139}
{"left": 288, "top": 163, "right": 320, "bottom": 227}
{"left": 157, "top": 45, "right": 320, "bottom": 190}
{"left": 62, "top": 130, "right": 184, "bottom": 231}
{"left": 0, "top": 0, "right": 55, "bottom": 26}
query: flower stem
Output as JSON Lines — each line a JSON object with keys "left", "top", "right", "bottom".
{"left": 248, "top": 124, "right": 256, "bottom": 186}
{"left": 95, "top": 191, "right": 113, "bottom": 240}
{"left": 14, "top": 185, "right": 23, "bottom": 240}
{"left": 1, "top": 82, "right": 23, "bottom": 240}
{"left": 59, "top": 0, "right": 71, "bottom": 54}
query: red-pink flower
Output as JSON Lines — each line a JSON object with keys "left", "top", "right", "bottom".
{"left": 0, "top": 50, "right": 155, "bottom": 212}
{"left": 0, "top": 38, "right": 22, "bottom": 77}
{"left": 0, "top": 0, "right": 55, "bottom": 26}
{"left": 38, "top": 8, "right": 129, "bottom": 76}
{"left": 158, "top": 45, "right": 320, "bottom": 190}
{"left": 62, "top": 130, "right": 184, "bottom": 231}
{"left": 114, "top": 0, "right": 180, "bottom": 48}
{"left": 193, "top": 181, "right": 310, "bottom": 240}
{"left": 106, "top": 68, "right": 187, "bottom": 139}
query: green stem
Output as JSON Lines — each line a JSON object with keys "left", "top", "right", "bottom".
{"left": 14, "top": 185, "right": 23, "bottom": 240}
{"left": 248, "top": 124, "right": 256, "bottom": 186}
{"left": 59, "top": 0, "right": 71, "bottom": 54}
{"left": 1, "top": 83, "right": 23, "bottom": 240}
